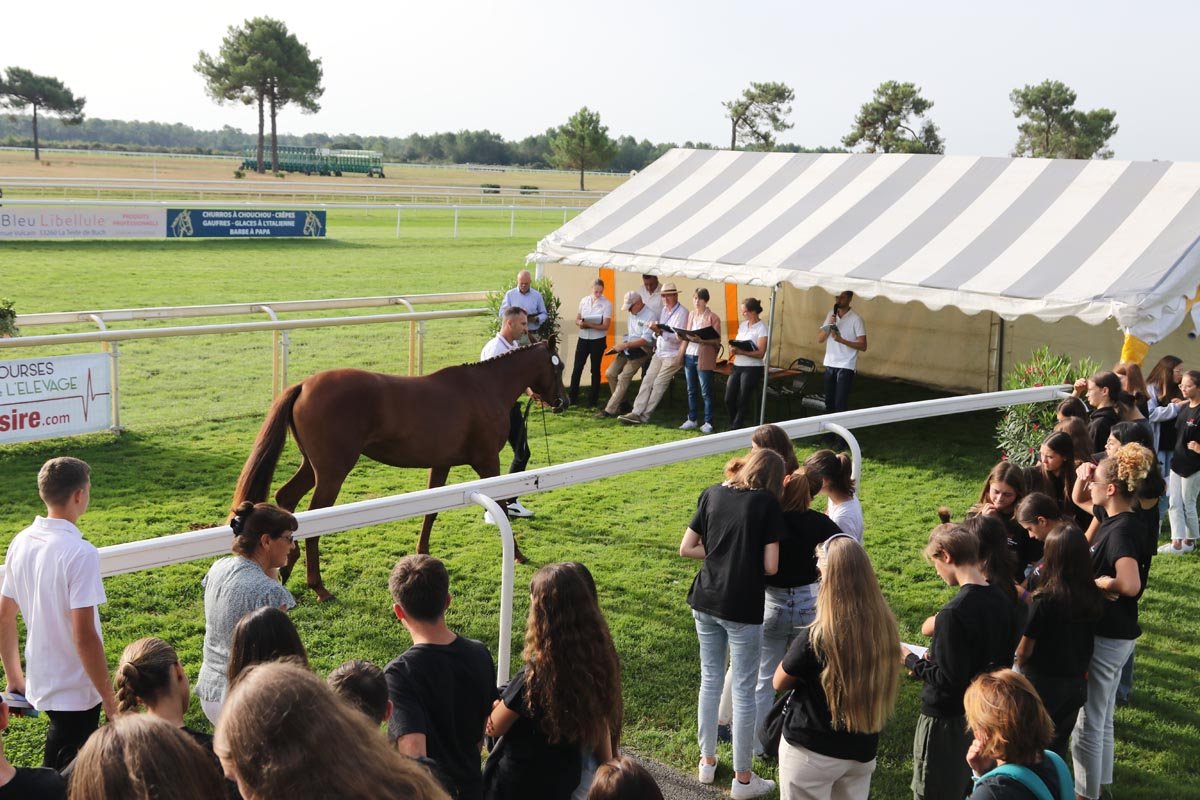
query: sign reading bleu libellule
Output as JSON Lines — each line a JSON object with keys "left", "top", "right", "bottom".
{"left": 167, "top": 209, "right": 326, "bottom": 238}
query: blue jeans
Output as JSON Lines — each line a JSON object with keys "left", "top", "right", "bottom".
{"left": 756, "top": 584, "right": 819, "bottom": 742}
{"left": 683, "top": 355, "right": 714, "bottom": 424}
{"left": 823, "top": 366, "right": 855, "bottom": 414}
{"left": 694, "top": 609, "right": 762, "bottom": 773}
{"left": 1073, "top": 635, "right": 1136, "bottom": 799}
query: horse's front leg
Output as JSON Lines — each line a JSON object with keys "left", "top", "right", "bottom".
{"left": 417, "top": 466, "right": 451, "bottom": 555}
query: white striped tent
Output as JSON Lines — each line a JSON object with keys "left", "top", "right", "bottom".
{"left": 533, "top": 149, "right": 1200, "bottom": 349}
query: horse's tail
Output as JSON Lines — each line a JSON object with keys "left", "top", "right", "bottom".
{"left": 231, "top": 383, "right": 303, "bottom": 511}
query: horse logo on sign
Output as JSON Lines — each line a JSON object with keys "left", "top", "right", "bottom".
{"left": 171, "top": 210, "right": 194, "bottom": 238}
{"left": 303, "top": 211, "right": 324, "bottom": 237}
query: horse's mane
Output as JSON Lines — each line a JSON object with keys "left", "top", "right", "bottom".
{"left": 459, "top": 340, "right": 549, "bottom": 369}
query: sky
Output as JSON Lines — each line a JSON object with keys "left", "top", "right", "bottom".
{"left": 3, "top": 0, "right": 1197, "bottom": 161}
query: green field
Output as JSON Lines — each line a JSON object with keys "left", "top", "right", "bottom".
{"left": 1, "top": 211, "right": 1197, "bottom": 797}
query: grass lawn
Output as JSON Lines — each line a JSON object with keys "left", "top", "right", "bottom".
{"left": 1, "top": 211, "right": 1197, "bottom": 797}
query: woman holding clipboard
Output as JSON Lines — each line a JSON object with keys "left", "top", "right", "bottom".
{"left": 726, "top": 298, "right": 770, "bottom": 430}
{"left": 677, "top": 288, "right": 722, "bottom": 433}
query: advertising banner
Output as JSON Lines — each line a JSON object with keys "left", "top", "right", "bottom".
{"left": 0, "top": 207, "right": 166, "bottom": 239}
{"left": 0, "top": 354, "right": 113, "bottom": 444}
{"left": 166, "top": 209, "right": 326, "bottom": 238}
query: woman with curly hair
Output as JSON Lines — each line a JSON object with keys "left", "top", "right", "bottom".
{"left": 773, "top": 535, "right": 900, "bottom": 800}
{"left": 216, "top": 661, "right": 449, "bottom": 800}
{"left": 1070, "top": 444, "right": 1155, "bottom": 800}
{"left": 483, "top": 563, "right": 623, "bottom": 800}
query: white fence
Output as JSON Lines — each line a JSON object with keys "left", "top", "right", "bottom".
{"left": 0, "top": 198, "right": 582, "bottom": 237}
{"left": 0, "top": 385, "right": 1071, "bottom": 682}
{"left": 4, "top": 294, "right": 493, "bottom": 427}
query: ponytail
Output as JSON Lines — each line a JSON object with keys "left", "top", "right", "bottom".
{"left": 805, "top": 449, "right": 855, "bottom": 497}
{"left": 114, "top": 638, "right": 179, "bottom": 714}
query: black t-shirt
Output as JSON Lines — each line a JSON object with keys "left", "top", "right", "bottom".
{"left": 1023, "top": 595, "right": 1097, "bottom": 678}
{"left": 482, "top": 668, "right": 581, "bottom": 800}
{"left": 1088, "top": 406, "right": 1119, "bottom": 454}
{"left": 687, "top": 484, "right": 784, "bottom": 624}
{"left": 968, "top": 756, "right": 1064, "bottom": 799}
{"left": 1090, "top": 509, "right": 1147, "bottom": 640}
{"left": 386, "top": 636, "right": 498, "bottom": 800}
{"left": 768, "top": 509, "right": 841, "bottom": 589}
{"left": 1000, "top": 512, "right": 1042, "bottom": 581}
{"left": 0, "top": 768, "right": 66, "bottom": 800}
{"left": 1172, "top": 403, "right": 1200, "bottom": 477}
{"left": 905, "top": 584, "right": 1020, "bottom": 718}
{"left": 779, "top": 628, "right": 879, "bottom": 762}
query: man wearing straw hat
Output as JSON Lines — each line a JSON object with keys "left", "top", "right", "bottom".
{"left": 620, "top": 282, "right": 688, "bottom": 425}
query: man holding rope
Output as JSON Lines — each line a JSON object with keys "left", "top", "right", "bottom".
{"left": 480, "top": 306, "right": 535, "bottom": 522}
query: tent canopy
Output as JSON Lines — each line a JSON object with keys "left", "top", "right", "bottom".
{"left": 533, "top": 149, "right": 1200, "bottom": 343}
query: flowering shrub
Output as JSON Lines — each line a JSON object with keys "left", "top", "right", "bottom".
{"left": 995, "top": 346, "right": 1098, "bottom": 467}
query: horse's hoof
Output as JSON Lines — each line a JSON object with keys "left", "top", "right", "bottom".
{"left": 311, "top": 585, "right": 335, "bottom": 603}
{"left": 514, "top": 553, "right": 529, "bottom": 565}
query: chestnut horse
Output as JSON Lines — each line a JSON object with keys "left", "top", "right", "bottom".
{"left": 231, "top": 341, "right": 568, "bottom": 600}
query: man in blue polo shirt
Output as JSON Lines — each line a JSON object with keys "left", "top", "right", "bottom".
{"left": 499, "top": 270, "right": 547, "bottom": 340}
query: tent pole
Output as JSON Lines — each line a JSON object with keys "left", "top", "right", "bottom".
{"left": 759, "top": 284, "right": 779, "bottom": 425}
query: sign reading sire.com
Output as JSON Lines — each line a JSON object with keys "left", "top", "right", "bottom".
{"left": 0, "top": 355, "right": 113, "bottom": 444}
{"left": 167, "top": 209, "right": 326, "bottom": 238}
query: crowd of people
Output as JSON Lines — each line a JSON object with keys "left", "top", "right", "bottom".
{"left": 0, "top": 291, "right": 1187, "bottom": 800}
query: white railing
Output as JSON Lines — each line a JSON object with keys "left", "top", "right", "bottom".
{"left": 0, "top": 385, "right": 1071, "bottom": 683}
{"left": 0, "top": 199, "right": 583, "bottom": 235}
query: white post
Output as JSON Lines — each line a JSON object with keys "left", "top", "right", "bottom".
{"left": 453, "top": 207, "right": 459, "bottom": 239}
{"left": 509, "top": 206, "right": 515, "bottom": 237}
{"left": 759, "top": 285, "right": 778, "bottom": 425}
{"left": 468, "top": 492, "right": 515, "bottom": 685}
{"left": 86, "top": 315, "right": 121, "bottom": 432}
{"left": 396, "top": 207, "right": 402, "bottom": 238}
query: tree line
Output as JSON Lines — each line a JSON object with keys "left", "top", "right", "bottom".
{"left": 2, "top": 21, "right": 1120, "bottom": 186}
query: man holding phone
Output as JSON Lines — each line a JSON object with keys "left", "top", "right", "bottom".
{"left": 817, "top": 291, "right": 867, "bottom": 414}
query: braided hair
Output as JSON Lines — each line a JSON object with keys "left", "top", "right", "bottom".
{"left": 114, "top": 637, "right": 179, "bottom": 714}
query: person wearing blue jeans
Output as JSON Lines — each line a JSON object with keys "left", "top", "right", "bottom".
{"left": 684, "top": 355, "right": 715, "bottom": 429}
{"left": 680, "top": 449, "right": 784, "bottom": 799}
{"left": 817, "top": 291, "right": 867, "bottom": 414}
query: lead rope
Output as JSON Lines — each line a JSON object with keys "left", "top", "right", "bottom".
{"left": 522, "top": 395, "right": 552, "bottom": 467}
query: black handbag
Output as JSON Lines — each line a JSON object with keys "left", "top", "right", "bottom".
{"left": 758, "top": 689, "right": 793, "bottom": 760}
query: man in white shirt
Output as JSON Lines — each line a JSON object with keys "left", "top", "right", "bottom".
{"left": 480, "top": 307, "right": 534, "bottom": 519}
{"left": 638, "top": 274, "right": 664, "bottom": 320}
{"left": 498, "top": 270, "right": 547, "bottom": 338}
{"left": 0, "top": 457, "right": 117, "bottom": 770}
{"left": 620, "top": 282, "right": 689, "bottom": 424}
{"left": 596, "top": 291, "right": 657, "bottom": 419}
{"left": 816, "top": 290, "right": 868, "bottom": 413}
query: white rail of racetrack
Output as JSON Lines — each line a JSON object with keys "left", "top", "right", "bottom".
{"left": 0, "top": 385, "right": 1070, "bottom": 682}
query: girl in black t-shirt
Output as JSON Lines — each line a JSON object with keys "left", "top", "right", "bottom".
{"left": 484, "top": 564, "right": 622, "bottom": 800}
{"left": 681, "top": 448, "right": 784, "bottom": 797}
{"left": 1163, "top": 369, "right": 1200, "bottom": 553}
{"left": 773, "top": 536, "right": 899, "bottom": 800}
{"left": 1071, "top": 371, "right": 1123, "bottom": 454}
{"left": 1028, "top": 432, "right": 1091, "bottom": 530}
{"left": 1072, "top": 445, "right": 1153, "bottom": 800}
{"left": 1014, "top": 525, "right": 1103, "bottom": 758}
{"left": 968, "top": 462, "right": 1037, "bottom": 582}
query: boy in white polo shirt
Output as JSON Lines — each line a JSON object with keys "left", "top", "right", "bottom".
{"left": 0, "top": 457, "right": 116, "bottom": 769}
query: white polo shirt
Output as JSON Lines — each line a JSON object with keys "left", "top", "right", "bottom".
{"left": 577, "top": 294, "right": 613, "bottom": 341}
{"left": 481, "top": 333, "right": 520, "bottom": 361}
{"left": 639, "top": 286, "right": 664, "bottom": 320}
{"left": 653, "top": 302, "right": 690, "bottom": 360}
{"left": 823, "top": 309, "right": 866, "bottom": 371}
{"left": 1, "top": 516, "right": 105, "bottom": 711}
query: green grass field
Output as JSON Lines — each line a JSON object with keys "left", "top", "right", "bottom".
{"left": 1, "top": 210, "right": 1197, "bottom": 797}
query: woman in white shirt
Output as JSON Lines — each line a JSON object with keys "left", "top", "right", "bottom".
{"left": 568, "top": 278, "right": 613, "bottom": 408}
{"left": 725, "top": 298, "right": 769, "bottom": 430}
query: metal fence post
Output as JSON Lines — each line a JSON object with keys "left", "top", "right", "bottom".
{"left": 396, "top": 207, "right": 402, "bottom": 238}
{"left": 453, "top": 207, "right": 460, "bottom": 238}
{"left": 509, "top": 206, "right": 515, "bottom": 237}
{"left": 258, "top": 306, "right": 282, "bottom": 395}
{"left": 469, "top": 492, "right": 515, "bottom": 686}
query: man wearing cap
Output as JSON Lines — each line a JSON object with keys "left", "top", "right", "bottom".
{"left": 620, "top": 282, "right": 689, "bottom": 425}
{"left": 595, "top": 291, "right": 657, "bottom": 419}
{"left": 499, "top": 270, "right": 547, "bottom": 340}
{"left": 638, "top": 274, "right": 664, "bottom": 320}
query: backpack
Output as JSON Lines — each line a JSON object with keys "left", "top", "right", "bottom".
{"left": 975, "top": 750, "right": 1072, "bottom": 800}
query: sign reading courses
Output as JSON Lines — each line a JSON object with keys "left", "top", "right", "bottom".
{"left": 167, "top": 209, "right": 326, "bottom": 238}
{"left": 0, "top": 355, "right": 113, "bottom": 444}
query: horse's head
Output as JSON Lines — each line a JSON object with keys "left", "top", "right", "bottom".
{"left": 530, "top": 340, "right": 569, "bottom": 413}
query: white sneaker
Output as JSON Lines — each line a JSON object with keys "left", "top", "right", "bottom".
{"left": 730, "top": 773, "right": 775, "bottom": 799}
{"left": 1158, "top": 540, "right": 1195, "bottom": 554}
{"left": 700, "top": 422, "right": 714, "bottom": 434}
{"left": 680, "top": 419, "right": 698, "bottom": 430}
{"left": 697, "top": 758, "right": 717, "bottom": 785}
{"left": 483, "top": 510, "right": 497, "bottom": 525}
{"left": 505, "top": 499, "right": 534, "bottom": 518}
